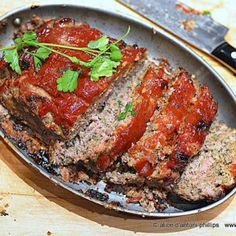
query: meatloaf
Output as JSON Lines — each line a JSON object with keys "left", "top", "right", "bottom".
{"left": 51, "top": 60, "right": 171, "bottom": 171}
{"left": 1, "top": 16, "right": 235, "bottom": 212}
{"left": 174, "top": 121, "right": 236, "bottom": 201}
{"left": 0, "top": 17, "right": 146, "bottom": 143}
{"left": 106, "top": 70, "right": 217, "bottom": 186}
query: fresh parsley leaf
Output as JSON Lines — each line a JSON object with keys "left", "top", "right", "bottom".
{"left": 15, "top": 32, "right": 38, "bottom": 49}
{"left": 57, "top": 70, "right": 80, "bottom": 93}
{"left": 116, "top": 111, "right": 127, "bottom": 121}
{"left": 22, "top": 32, "right": 38, "bottom": 45}
{"left": 94, "top": 153, "right": 101, "bottom": 162}
{"left": 126, "top": 102, "right": 136, "bottom": 116}
{"left": 34, "top": 47, "right": 51, "bottom": 60}
{"left": 110, "top": 44, "right": 119, "bottom": 51}
{"left": 70, "top": 56, "right": 82, "bottom": 64}
{"left": 117, "top": 100, "right": 123, "bottom": 108}
{"left": 15, "top": 38, "right": 23, "bottom": 49}
{"left": 110, "top": 50, "right": 122, "bottom": 62}
{"left": 202, "top": 10, "right": 211, "bottom": 16}
{"left": 3, "top": 49, "right": 21, "bottom": 74}
{"left": 89, "top": 57, "right": 120, "bottom": 82}
{"left": 109, "top": 44, "right": 122, "bottom": 61}
{"left": 34, "top": 56, "right": 42, "bottom": 71}
{"left": 33, "top": 47, "right": 51, "bottom": 71}
{"left": 88, "top": 35, "right": 109, "bottom": 51}
{"left": 117, "top": 102, "right": 136, "bottom": 121}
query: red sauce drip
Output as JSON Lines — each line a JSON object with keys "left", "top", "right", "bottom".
{"left": 135, "top": 158, "right": 153, "bottom": 177}
{"left": 126, "top": 196, "right": 142, "bottom": 203}
{"left": 96, "top": 155, "right": 111, "bottom": 171}
{"left": 176, "top": 3, "right": 200, "bottom": 15}
{"left": 230, "top": 164, "right": 236, "bottom": 178}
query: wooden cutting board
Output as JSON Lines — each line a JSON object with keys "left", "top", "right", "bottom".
{"left": 0, "top": 1, "right": 235, "bottom": 235}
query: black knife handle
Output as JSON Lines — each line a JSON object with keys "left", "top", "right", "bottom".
{"left": 212, "top": 42, "right": 236, "bottom": 74}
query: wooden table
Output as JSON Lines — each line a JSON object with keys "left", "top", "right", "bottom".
{"left": 0, "top": 1, "right": 235, "bottom": 235}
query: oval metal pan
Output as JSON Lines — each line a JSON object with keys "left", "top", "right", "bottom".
{"left": 0, "top": 4, "right": 235, "bottom": 217}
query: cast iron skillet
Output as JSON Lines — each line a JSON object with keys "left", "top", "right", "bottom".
{"left": 0, "top": 4, "right": 235, "bottom": 217}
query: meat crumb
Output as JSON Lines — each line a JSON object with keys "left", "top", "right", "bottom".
{"left": 31, "top": 4, "right": 40, "bottom": 9}
{"left": 0, "top": 20, "right": 7, "bottom": 31}
{"left": 182, "top": 19, "right": 196, "bottom": 32}
{"left": 0, "top": 209, "right": 9, "bottom": 216}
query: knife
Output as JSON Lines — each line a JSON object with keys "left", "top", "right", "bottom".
{"left": 118, "top": 0, "right": 236, "bottom": 73}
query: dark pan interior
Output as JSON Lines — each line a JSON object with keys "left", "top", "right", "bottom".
{"left": 0, "top": 4, "right": 235, "bottom": 217}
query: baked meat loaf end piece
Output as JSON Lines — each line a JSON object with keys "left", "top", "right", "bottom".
{"left": 0, "top": 18, "right": 147, "bottom": 143}
{"left": 174, "top": 121, "right": 236, "bottom": 201}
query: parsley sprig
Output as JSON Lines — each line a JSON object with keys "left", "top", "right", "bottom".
{"left": 0, "top": 26, "right": 130, "bottom": 93}
{"left": 202, "top": 10, "right": 211, "bottom": 16}
{"left": 117, "top": 102, "right": 136, "bottom": 120}
{"left": 57, "top": 70, "right": 81, "bottom": 93}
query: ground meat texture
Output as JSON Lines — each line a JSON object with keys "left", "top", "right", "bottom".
{"left": 51, "top": 58, "right": 149, "bottom": 165}
{"left": 1, "top": 16, "right": 231, "bottom": 213}
{"left": 105, "top": 70, "right": 218, "bottom": 188}
{"left": 51, "top": 59, "right": 170, "bottom": 169}
{"left": 126, "top": 69, "right": 196, "bottom": 178}
{"left": 96, "top": 61, "right": 171, "bottom": 171}
{"left": 0, "top": 17, "right": 147, "bottom": 144}
{"left": 85, "top": 189, "right": 109, "bottom": 202}
{"left": 175, "top": 121, "right": 236, "bottom": 201}
{"left": 167, "top": 84, "right": 218, "bottom": 171}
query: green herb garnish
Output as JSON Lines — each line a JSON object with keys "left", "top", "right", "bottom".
{"left": 117, "top": 102, "right": 136, "bottom": 121}
{"left": 3, "top": 49, "right": 21, "bottom": 74}
{"left": 88, "top": 35, "right": 109, "bottom": 51}
{"left": 202, "top": 10, "right": 211, "bottom": 16}
{"left": 0, "top": 26, "right": 130, "bottom": 92}
{"left": 89, "top": 57, "right": 120, "bottom": 82}
{"left": 117, "top": 100, "right": 122, "bottom": 108}
{"left": 57, "top": 70, "right": 80, "bottom": 93}
{"left": 33, "top": 47, "right": 51, "bottom": 71}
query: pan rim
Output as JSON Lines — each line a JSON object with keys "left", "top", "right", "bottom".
{"left": 0, "top": 3, "right": 235, "bottom": 218}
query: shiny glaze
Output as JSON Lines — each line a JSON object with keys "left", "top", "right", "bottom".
{"left": 168, "top": 85, "right": 218, "bottom": 169}
{"left": 96, "top": 63, "right": 169, "bottom": 171}
{"left": 3, "top": 18, "right": 146, "bottom": 131}
{"left": 230, "top": 164, "right": 236, "bottom": 177}
{"left": 129, "top": 70, "right": 196, "bottom": 177}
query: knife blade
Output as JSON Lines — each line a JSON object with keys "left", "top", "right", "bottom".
{"left": 118, "top": 0, "right": 236, "bottom": 73}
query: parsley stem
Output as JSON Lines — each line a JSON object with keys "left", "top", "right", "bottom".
{"left": 113, "top": 26, "right": 131, "bottom": 45}
{"left": 38, "top": 43, "right": 110, "bottom": 56}
{"left": 23, "top": 49, "right": 34, "bottom": 56}
{"left": 28, "top": 42, "right": 89, "bottom": 67}
{"left": 0, "top": 45, "right": 16, "bottom": 51}
{"left": 87, "top": 26, "right": 131, "bottom": 66}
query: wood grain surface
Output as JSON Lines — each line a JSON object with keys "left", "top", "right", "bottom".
{"left": 0, "top": 0, "right": 235, "bottom": 235}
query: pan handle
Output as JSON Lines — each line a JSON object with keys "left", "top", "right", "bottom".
{"left": 212, "top": 42, "right": 236, "bottom": 74}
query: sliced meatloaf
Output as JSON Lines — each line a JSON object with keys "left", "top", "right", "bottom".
{"left": 126, "top": 69, "right": 197, "bottom": 177}
{"left": 51, "top": 60, "right": 172, "bottom": 175}
{"left": 0, "top": 18, "right": 147, "bottom": 143}
{"left": 106, "top": 70, "right": 217, "bottom": 186}
{"left": 174, "top": 121, "right": 236, "bottom": 201}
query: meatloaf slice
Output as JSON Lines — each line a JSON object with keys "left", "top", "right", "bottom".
{"left": 51, "top": 60, "right": 172, "bottom": 173}
{"left": 0, "top": 18, "right": 147, "bottom": 143}
{"left": 124, "top": 69, "right": 197, "bottom": 176}
{"left": 174, "top": 121, "right": 236, "bottom": 201}
{"left": 106, "top": 71, "right": 218, "bottom": 187}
